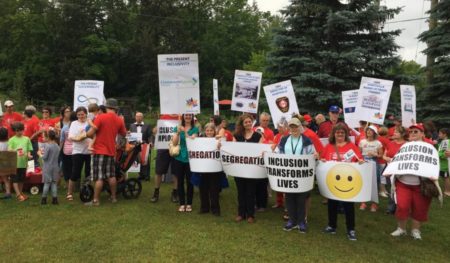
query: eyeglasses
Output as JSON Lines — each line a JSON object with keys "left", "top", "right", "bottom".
{"left": 409, "top": 130, "right": 421, "bottom": 134}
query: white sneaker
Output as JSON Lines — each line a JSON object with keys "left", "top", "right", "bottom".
{"left": 411, "top": 229, "right": 422, "bottom": 240}
{"left": 379, "top": 191, "right": 388, "bottom": 198}
{"left": 391, "top": 227, "right": 407, "bottom": 237}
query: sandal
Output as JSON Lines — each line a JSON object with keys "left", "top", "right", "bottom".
{"left": 186, "top": 205, "right": 192, "bottom": 212}
{"left": 66, "top": 194, "right": 74, "bottom": 201}
{"left": 84, "top": 200, "right": 100, "bottom": 206}
{"left": 178, "top": 205, "right": 186, "bottom": 212}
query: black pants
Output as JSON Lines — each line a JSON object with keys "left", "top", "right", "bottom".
{"left": 172, "top": 159, "right": 193, "bottom": 205}
{"left": 234, "top": 177, "right": 256, "bottom": 218}
{"left": 31, "top": 141, "right": 40, "bottom": 167}
{"left": 255, "top": 178, "right": 268, "bottom": 209}
{"left": 285, "top": 192, "right": 308, "bottom": 225}
{"left": 61, "top": 153, "right": 73, "bottom": 181}
{"left": 328, "top": 199, "right": 355, "bottom": 231}
{"left": 71, "top": 154, "right": 91, "bottom": 181}
{"left": 199, "top": 172, "right": 221, "bottom": 214}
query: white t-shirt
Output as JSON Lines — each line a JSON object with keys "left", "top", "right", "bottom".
{"left": 359, "top": 139, "right": 382, "bottom": 157}
{"left": 398, "top": 174, "right": 420, "bottom": 186}
{"left": 0, "top": 142, "right": 8, "bottom": 151}
{"left": 68, "top": 120, "right": 91, "bottom": 155}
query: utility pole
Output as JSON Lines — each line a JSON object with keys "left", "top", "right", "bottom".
{"left": 426, "top": 0, "right": 438, "bottom": 84}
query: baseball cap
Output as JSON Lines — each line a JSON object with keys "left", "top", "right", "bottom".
{"left": 288, "top": 118, "right": 301, "bottom": 127}
{"left": 303, "top": 114, "right": 312, "bottom": 122}
{"left": 4, "top": 100, "right": 14, "bottom": 107}
{"left": 366, "top": 125, "right": 378, "bottom": 135}
{"left": 409, "top": 123, "right": 424, "bottom": 132}
{"left": 328, "top": 105, "right": 340, "bottom": 113}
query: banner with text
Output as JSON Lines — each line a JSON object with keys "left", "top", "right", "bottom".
{"left": 154, "top": 120, "right": 179, "bottom": 150}
{"left": 400, "top": 85, "right": 416, "bottom": 128}
{"left": 231, "top": 70, "right": 262, "bottom": 114}
{"left": 342, "top": 89, "right": 359, "bottom": 128}
{"left": 73, "top": 80, "right": 105, "bottom": 110}
{"left": 220, "top": 141, "right": 271, "bottom": 179}
{"left": 158, "top": 54, "right": 200, "bottom": 114}
{"left": 263, "top": 80, "right": 299, "bottom": 125}
{"left": 355, "top": 77, "right": 393, "bottom": 125}
{"left": 186, "top": 138, "right": 223, "bottom": 173}
{"left": 383, "top": 141, "right": 440, "bottom": 180}
{"left": 264, "top": 152, "right": 315, "bottom": 193}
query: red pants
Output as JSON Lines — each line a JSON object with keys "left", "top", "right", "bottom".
{"left": 395, "top": 180, "right": 431, "bottom": 222}
{"left": 276, "top": 192, "right": 284, "bottom": 206}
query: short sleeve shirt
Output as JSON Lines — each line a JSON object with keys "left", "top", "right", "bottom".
{"left": 93, "top": 112, "right": 127, "bottom": 156}
{"left": 173, "top": 126, "right": 199, "bottom": 163}
{"left": 8, "top": 135, "right": 33, "bottom": 168}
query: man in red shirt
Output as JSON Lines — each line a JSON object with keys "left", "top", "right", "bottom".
{"left": 257, "top": 112, "right": 274, "bottom": 143}
{"left": 317, "top": 105, "right": 349, "bottom": 139}
{"left": 3, "top": 100, "right": 23, "bottom": 138}
{"left": 86, "top": 98, "right": 126, "bottom": 205}
{"left": 23, "top": 108, "right": 40, "bottom": 167}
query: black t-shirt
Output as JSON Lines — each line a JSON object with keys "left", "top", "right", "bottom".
{"left": 234, "top": 132, "right": 262, "bottom": 143}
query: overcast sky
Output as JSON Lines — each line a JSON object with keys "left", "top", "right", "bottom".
{"left": 250, "top": 0, "right": 429, "bottom": 65}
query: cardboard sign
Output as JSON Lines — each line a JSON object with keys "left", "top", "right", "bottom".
{"left": 213, "top": 79, "right": 219, "bottom": 116}
{"left": 317, "top": 161, "right": 375, "bottom": 202}
{"left": 342, "top": 90, "right": 359, "bottom": 128}
{"left": 355, "top": 77, "right": 393, "bottom": 125}
{"left": 220, "top": 141, "right": 271, "bottom": 179}
{"left": 73, "top": 80, "right": 105, "bottom": 110}
{"left": 383, "top": 141, "right": 440, "bottom": 180}
{"left": 186, "top": 138, "right": 222, "bottom": 173}
{"left": 231, "top": 70, "right": 262, "bottom": 114}
{"left": 264, "top": 152, "right": 315, "bottom": 193}
{"left": 0, "top": 151, "right": 17, "bottom": 176}
{"left": 400, "top": 85, "right": 416, "bottom": 128}
{"left": 158, "top": 54, "right": 200, "bottom": 114}
{"left": 263, "top": 80, "right": 299, "bottom": 125}
{"left": 154, "top": 120, "right": 179, "bottom": 150}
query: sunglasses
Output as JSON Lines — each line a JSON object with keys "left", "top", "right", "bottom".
{"left": 409, "top": 130, "right": 421, "bottom": 134}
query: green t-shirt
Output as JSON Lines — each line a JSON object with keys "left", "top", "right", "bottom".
{"left": 173, "top": 126, "right": 199, "bottom": 163}
{"left": 438, "top": 139, "right": 449, "bottom": 171}
{"left": 8, "top": 135, "right": 33, "bottom": 168}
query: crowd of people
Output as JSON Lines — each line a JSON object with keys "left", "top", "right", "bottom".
{"left": 0, "top": 99, "right": 449, "bottom": 241}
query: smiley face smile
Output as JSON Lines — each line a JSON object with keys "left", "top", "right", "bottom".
{"left": 334, "top": 186, "right": 354, "bottom": 192}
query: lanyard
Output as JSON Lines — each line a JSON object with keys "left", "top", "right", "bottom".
{"left": 290, "top": 136, "right": 301, "bottom": 154}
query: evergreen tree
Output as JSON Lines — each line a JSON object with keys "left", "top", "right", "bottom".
{"left": 418, "top": 0, "right": 450, "bottom": 126}
{"left": 268, "top": 0, "right": 401, "bottom": 113}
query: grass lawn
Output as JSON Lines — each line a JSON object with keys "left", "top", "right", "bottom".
{"left": 1, "top": 161, "right": 449, "bottom": 262}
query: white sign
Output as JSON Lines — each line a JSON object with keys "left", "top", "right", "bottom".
{"left": 355, "top": 77, "right": 393, "bottom": 125}
{"left": 342, "top": 90, "right": 359, "bottom": 128}
{"left": 213, "top": 79, "right": 219, "bottom": 116}
{"left": 154, "top": 120, "right": 179, "bottom": 150}
{"left": 263, "top": 80, "right": 299, "bottom": 125}
{"left": 127, "top": 132, "right": 142, "bottom": 143}
{"left": 317, "top": 161, "right": 375, "bottom": 202}
{"left": 73, "top": 80, "right": 105, "bottom": 110}
{"left": 186, "top": 138, "right": 222, "bottom": 173}
{"left": 264, "top": 152, "right": 315, "bottom": 193}
{"left": 220, "top": 141, "right": 271, "bottom": 179}
{"left": 400, "top": 85, "right": 416, "bottom": 128}
{"left": 158, "top": 54, "right": 200, "bottom": 114}
{"left": 383, "top": 141, "right": 440, "bottom": 180}
{"left": 231, "top": 70, "right": 262, "bottom": 114}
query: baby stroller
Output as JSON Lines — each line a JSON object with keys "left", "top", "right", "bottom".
{"left": 79, "top": 140, "right": 143, "bottom": 202}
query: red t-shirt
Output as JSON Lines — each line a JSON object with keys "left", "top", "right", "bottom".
{"left": 253, "top": 126, "right": 274, "bottom": 143}
{"left": 3, "top": 112, "right": 23, "bottom": 138}
{"left": 303, "top": 127, "right": 324, "bottom": 155}
{"left": 321, "top": 142, "right": 363, "bottom": 162}
{"left": 273, "top": 131, "right": 289, "bottom": 145}
{"left": 385, "top": 141, "right": 405, "bottom": 158}
{"left": 23, "top": 118, "right": 40, "bottom": 141}
{"left": 377, "top": 135, "right": 390, "bottom": 164}
{"left": 38, "top": 118, "right": 57, "bottom": 142}
{"left": 93, "top": 112, "right": 126, "bottom": 156}
{"left": 317, "top": 120, "right": 348, "bottom": 138}
{"left": 224, "top": 129, "right": 234, "bottom": 142}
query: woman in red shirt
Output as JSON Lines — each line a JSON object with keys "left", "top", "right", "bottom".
{"left": 320, "top": 123, "right": 364, "bottom": 241}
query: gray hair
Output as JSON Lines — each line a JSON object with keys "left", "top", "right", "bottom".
{"left": 259, "top": 112, "right": 271, "bottom": 119}
{"left": 25, "top": 105, "right": 37, "bottom": 113}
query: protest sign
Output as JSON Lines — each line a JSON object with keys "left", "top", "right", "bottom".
{"left": 73, "top": 80, "right": 105, "bottom": 110}
{"left": 317, "top": 161, "right": 375, "bottom": 202}
{"left": 355, "top": 77, "right": 393, "bottom": 125}
{"left": 231, "top": 70, "right": 262, "bottom": 114}
{"left": 158, "top": 54, "right": 200, "bottom": 114}
{"left": 213, "top": 79, "right": 219, "bottom": 115}
{"left": 127, "top": 132, "right": 142, "bottom": 143}
{"left": 383, "top": 141, "right": 440, "bottom": 180}
{"left": 220, "top": 141, "right": 271, "bottom": 179}
{"left": 264, "top": 152, "right": 315, "bottom": 193}
{"left": 342, "top": 90, "right": 359, "bottom": 128}
{"left": 0, "top": 152, "right": 16, "bottom": 176}
{"left": 154, "top": 120, "right": 179, "bottom": 150}
{"left": 400, "top": 85, "right": 416, "bottom": 128}
{"left": 263, "top": 80, "right": 299, "bottom": 125}
{"left": 186, "top": 138, "right": 222, "bottom": 173}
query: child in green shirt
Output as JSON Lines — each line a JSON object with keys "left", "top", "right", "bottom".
{"left": 438, "top": 128, "right": 450, "bottom": 196}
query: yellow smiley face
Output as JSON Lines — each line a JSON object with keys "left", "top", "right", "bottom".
{"left": 326, "top": 163, "right": 363, "bottom": 199}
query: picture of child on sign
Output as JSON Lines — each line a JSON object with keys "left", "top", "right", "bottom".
{"left": 276, "top": 97, "right": 289, "bottom": 113}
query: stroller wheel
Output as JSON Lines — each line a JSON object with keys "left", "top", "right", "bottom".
{"left": 30, "top": 186, "right": 40, "bottom": 195}
{"left": 122, "top": 178, "right": 142, "bottom": 199}
{"left": 80, "top": 184, "right": 94, "bottom": 202}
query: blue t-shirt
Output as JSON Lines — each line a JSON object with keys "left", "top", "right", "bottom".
{"left": 174, "top": 126, "right": 199, "bottom": 163}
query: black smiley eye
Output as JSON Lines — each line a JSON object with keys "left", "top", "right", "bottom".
{"left": 348, "top": 176, "right": 353, "bottom": 182}
{"left": 336, "top": 175, "right": 341, "bottom": 180}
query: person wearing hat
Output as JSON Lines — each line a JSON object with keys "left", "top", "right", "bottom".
{"left": 358, "top": 125, "right": 383, "bottom": 212}
{"left": 85, "top": 98, "right": 126, "bottom": 206}
{"left": 273, "top": 117, "right": 314, "bottom": 233}
{"left": 317, "top": 105, "right": 349, "bottom": 139}
{"left": 3, "top": 100, "right": 23, "bottom": 138}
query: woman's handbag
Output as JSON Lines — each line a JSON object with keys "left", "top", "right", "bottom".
{"left": 420, "top": 177, "right": 439, "bottom": 198}
{"left": 168, "top": 138, "right": 180, "bottom": 157}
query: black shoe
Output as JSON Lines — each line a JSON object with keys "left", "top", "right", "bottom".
{"left": 151, "top": 189, "right": 160, "bottom": 203}
{"left": 52, "top": 197, "right": 59, "bottom": 205}
{"left": 171, "top": 190, "right": 179, "bottom": 203}
{"left": 41, "top": 197, "right": 47, "bottom": 205}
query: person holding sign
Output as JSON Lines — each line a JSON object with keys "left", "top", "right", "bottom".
{"left": 390, "top": 124, "right": 434, "bottom": 240}
{"left": 320, "top": 123, "right": 364, "bottom": 241}
{"left": 437, "top": 128, "right": 450, "bottom": 196}
{"left": 233, "top": 114, "right": 263, "bottom": 223}
{"left": 274, "top": 118, "right": 314, "bottom": 233}
{"left": 171, "top": 114, "right": 199, "bottom": 212}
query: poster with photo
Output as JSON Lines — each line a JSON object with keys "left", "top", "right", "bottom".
{"left": 400, "top": 85, "right": 416, "bottom": 128}
{"left": 231, "top": 70, "right": 262, "bottom": 114}
{"left": 263, "top": 80, "right": 299, "bottom": 125}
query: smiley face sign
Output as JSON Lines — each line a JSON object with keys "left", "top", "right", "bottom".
{"left": 326, "top": 164, "right": 363, "bottom": 199}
